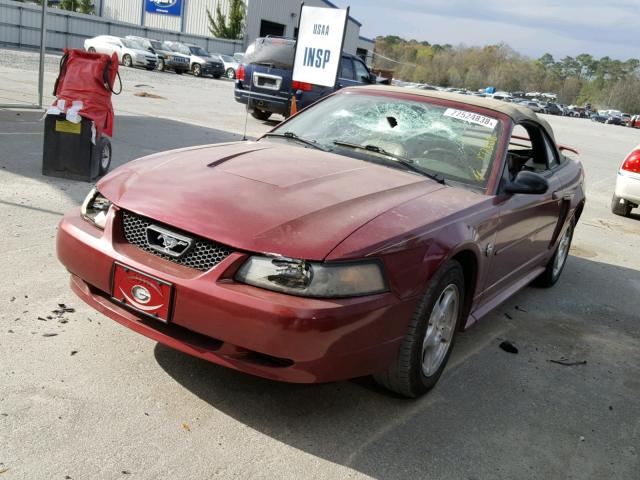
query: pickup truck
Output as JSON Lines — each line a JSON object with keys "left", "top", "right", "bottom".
{"left": 234, "top": 37, "right": 379, "bottom": 120}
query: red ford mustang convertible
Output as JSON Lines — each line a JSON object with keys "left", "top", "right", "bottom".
{"left": 57, "top": 87, "right": 585, "bottom": 397}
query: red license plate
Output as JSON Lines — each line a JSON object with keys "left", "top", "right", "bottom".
{"left": 112, "top": 263, "right": 173, "bottom": 322}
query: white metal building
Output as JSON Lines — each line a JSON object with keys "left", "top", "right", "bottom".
{"left": 97, "top": 0, "right": 371, "bottom": 59}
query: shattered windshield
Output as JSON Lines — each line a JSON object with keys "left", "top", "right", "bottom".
{"left": 268, "top": 92, "right": 503, "bottom": 188}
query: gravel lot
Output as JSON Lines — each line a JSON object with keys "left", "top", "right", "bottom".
{"left": 1, "top": 48, "right": 639, "bottom": 480}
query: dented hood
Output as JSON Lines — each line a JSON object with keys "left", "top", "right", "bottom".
{"left": 98, "top": 141, "right": 444, "bottom": 260}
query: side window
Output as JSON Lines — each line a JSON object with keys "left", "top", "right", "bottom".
{"left": 543, "top": 133, "right": 560, "bottom": 168}
{"left": 340, "top": 57, "right": 354, "bottom": 80}
{"left": 506, "top": 123, "right": 554, "bottom": 178}
{"left": 353, "top": 59, "right": 370, "bottom": 83}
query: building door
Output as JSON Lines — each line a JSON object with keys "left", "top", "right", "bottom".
{"left": 260, "top": 20, "right": 286, "bottom": 37}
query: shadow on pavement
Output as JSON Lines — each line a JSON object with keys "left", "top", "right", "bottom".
{"left": 154, "top": 255, "right": 640, "bottom": 480}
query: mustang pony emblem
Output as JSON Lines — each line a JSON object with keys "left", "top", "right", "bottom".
{"left": 146, "top": 225, "right": 193, "bottom": 258}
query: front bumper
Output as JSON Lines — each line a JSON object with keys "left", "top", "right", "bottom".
{"left": 615, "top": 170, "right": 640, "bottom": 204}
{"left": 203, "top": 64, "right": 225, "bottom": 77}
{"left": 135, "top": 57, "right": 157, "bottom": 68}
{"left": 167, "top": 59, "right": 190, "bottom": 71}
{"left": 57, "top": 208, "right": 415, "bottom": 383}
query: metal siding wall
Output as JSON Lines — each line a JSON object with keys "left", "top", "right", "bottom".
{"left": 145, "top": 12, "right": 181, "bottom": 32}
{"left": 0, "top": 0, "right": 242, "bottom": 53}
{"left": 243, "top": 0, "right": 360, "bottom": 53}
{"left": 184, "top": 0, "right": 230, "bottom": 37}
{"left": 342, "top": 20, "right": 359, "bottom": 55}
{"left": 102, "top": 0, "right": 142, "bottom": 25}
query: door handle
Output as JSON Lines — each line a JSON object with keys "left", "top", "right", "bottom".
{"left": 553, "top": 190, "right": 574, "bottom": 201}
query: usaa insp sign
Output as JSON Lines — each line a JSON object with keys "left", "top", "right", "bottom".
{"left": 292, "top": 6, "right": 349, "bottom": 88}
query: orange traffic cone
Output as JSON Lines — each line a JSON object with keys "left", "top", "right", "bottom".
{"left": 290, "top": 95, "right": 298, "bottom": 116}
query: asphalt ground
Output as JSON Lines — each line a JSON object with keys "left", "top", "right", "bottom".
{"left": 1, "top": 48, "right": 639, "bottom": 480}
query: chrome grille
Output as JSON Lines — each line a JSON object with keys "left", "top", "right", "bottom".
{"left": 121, "top": 210, "right": 232, "bottom": 272}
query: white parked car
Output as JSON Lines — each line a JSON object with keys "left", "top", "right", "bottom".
{"left": 612, "top": 145, "right": 640, "bottom": 217}
{"left": 214, "top": 53, "right": 240, "bottom": 79}
{"left": 84, "top": 35, "right": 158, "bottom": 70}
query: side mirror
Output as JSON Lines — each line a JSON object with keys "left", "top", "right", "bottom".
{"left": 368, "top": 73, "right": 377, "bottom": 84}
{"left": 504, "top": 171, "right": 549, "bottom": 195}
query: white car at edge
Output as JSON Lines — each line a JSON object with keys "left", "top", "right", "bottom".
{"left": 84, "top": 35, "right": 158, "bottom": 70}
{"left": 612, "top": 145, "right": 640, "bottom": 217}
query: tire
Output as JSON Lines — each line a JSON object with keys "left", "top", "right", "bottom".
{"left": 87, "top": 47, "right": 96, "bottom": 53}
{"left": 611, "top": 194, "right": 632, "bottom": 217}
{"left": 251, "top": 108, "right": 272, "bottom": 121}
{"left": 145, "top": 66, "right": 155, "bottom": 71}
{"left": 534, "top": 217, "right": 575, "bottom": 288}
{"left": 374, "top": 260, "right": 465, "bottom": 398}
{"left": 226, "top": 68, "right": 236, "bottom": 79}
{"left": 96, "top": 137, "right": 112, "bottom": 177}
{"left": 192, "top": 64, "right": 202, "bottom": 77}
{"left": 213, "top": 74, "right": 221, "bottom": 79}
{"left": 175, "top": 69, "right": 184, "bottom": 75}
{"left": 157, "top": 58, "right": 165, "bottom": 72}
{"left": 123, "top": 54, "right": 133, "bottom": 68}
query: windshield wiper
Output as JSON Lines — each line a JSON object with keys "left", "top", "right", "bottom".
{"left": 333, "top": 140, "right": 445, "bottom": 184}
{"left": 263, "top": 132, "right": 329, "bottom": 151}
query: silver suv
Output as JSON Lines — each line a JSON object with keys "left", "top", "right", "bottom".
{"left": 165, "top": 42, "right": 225, "bottom": 78}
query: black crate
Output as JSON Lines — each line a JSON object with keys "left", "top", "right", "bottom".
{"left": 42, "top": 115, "right": 104, "bottom": 181}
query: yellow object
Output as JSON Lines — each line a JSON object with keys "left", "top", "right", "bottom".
{"left": 55, "top": 120, "right": 81, "bottom": 134}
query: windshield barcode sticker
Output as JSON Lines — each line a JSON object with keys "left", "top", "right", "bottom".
{"left": 443, "top": 109, "right": 498, "bottom": 129}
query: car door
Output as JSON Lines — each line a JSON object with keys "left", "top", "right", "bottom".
{"left": 480, "top": 122, "right": 562, "bottom": 301}
{"left": 337, "top": 56, "right": 358, "bottom": 89}
{"left": 92, "top": 37, "right": 110, "bottom": 55}
{"left": 102, "top": 38, "right": 120, "bottom": 58}
{"left": 353, "top": 58, "right": 373, "bottom": 85}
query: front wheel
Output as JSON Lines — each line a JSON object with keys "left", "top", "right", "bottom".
{"left": 157, "top": 58, "right": 165, "bottom": 71}
{"left": 175, "top": 69, "right": 184, "bottom": 75}
{"left": 213, "top": 74, "right": 221, "bottom": 79}
{"left": 87, "top": 47, "right": 96, "bottom": 53}
{"left": 226, "top": 68, "right": 236, "bottom": 79}
{"left": 534, "top": 217, "right": 574, "bottom": 287}
{"left": 374, "top": 260, "right": 465, "bottom": 398}
{"left": 122, "top": 54, "right": 133, "bottom": 68}
{"left": 192, "top": 64, "right": 202, "bottom": 77}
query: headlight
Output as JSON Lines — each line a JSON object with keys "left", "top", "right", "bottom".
{"left": 235, "top": 256, "right": 388, "bottom": 298}
{"left": 81, "top": 187, "right": 111, "bottom": 229}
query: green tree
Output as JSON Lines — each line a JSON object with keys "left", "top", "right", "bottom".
{"left": 58, "top": 0, "right": 78, "bottom": 11}
{"left": 78, "top": 0, "right": 94, "bottom": 14}
{"left": 207, "top": 0, "right": 245, "bottom": 40}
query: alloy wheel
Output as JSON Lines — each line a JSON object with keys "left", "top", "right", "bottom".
{"left": 422, "top": 284, "right": 459, "bottom": 376}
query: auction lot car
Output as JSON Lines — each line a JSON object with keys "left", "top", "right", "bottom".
{"left": 235, "top": 37, "right": 377, "bottom": 120}
{"left": 84, "top": 35, "right": 157, "bottom": 70}
{"left": 612, "top": 145, "right": 640, "bottom": 216}
{"left": 126, "top": 36, "right": 190, "bottom": 74}
{"left": 57, "top": 87, "right": 585, "bottom": 397}
{"left": 165, "top": 41, "right": 225, "bottom": 78}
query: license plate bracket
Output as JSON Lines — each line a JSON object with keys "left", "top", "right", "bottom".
{"left": 112, "top": 263, "right": 174, "bottom": 323}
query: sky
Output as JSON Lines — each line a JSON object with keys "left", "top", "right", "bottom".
{"left": 332, "top": 0, "right": 640, "bottom": 61}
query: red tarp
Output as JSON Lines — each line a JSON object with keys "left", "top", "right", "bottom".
{"left": 52, "top": 48, "right": 119, "bottom": 137}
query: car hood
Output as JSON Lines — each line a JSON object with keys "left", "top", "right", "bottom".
{"left": 192, "top": 55, "right": 210, "bottom": 63}
{"left": 131, "top": 48, "right": 155, "bottom": 57}
{"left": 97, "top": 141, "right": 445, "bottom": 260}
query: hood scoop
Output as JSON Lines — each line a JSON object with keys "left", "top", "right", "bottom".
{"left": 207, "top": 146, "right": 273, "bottom": 168}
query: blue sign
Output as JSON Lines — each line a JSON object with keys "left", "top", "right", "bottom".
{"left": 145, "top": 0, "right": 182, "bottom": 16}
